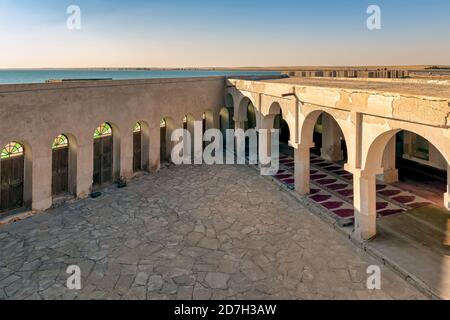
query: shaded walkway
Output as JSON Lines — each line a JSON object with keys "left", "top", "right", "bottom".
{"left": 273, "top": 152, "right": 435, "bottom": 221}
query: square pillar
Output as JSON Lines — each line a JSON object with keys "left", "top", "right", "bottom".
{"left": 381, "top": 136, "right": 399, "bottom": 183}
{"left": 120, "top": 131, "right": 134, "bottom": 180}
{"left": 31, "top": 152, "right": 52, "bottom": 211}
{"left": 321, "top": 114, "right": 343, "bottom": 162}
{"left": 76, "top": 139, "right": 94, "bottom": 198}
{"left": 353, "top": 170, "right": 378, "bottom": 241}
{"left": 294, "top": 145, "right": 311, "bottom": 195}
{"left": 149, "top": 126, "right": 161, "bottom": 173}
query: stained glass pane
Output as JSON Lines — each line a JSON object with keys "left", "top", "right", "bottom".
{"left": 1, "top": 142, "right": 24, "bottom": 159}
{"left": 94, "top": 123, "right": 112, "bottom": 139}
{"left": 133, "top": 122, "right": 142, "bottom": 133}
{"left": 183, "top": 116, "right": 187, "bottom": 123}
{"left": 52, "top": 134, "right": 69, "bottom": 149}
{"left": 160, "top": 119, "right": 166, "bottom": 128}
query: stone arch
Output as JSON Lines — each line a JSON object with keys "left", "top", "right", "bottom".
{"left": 263, "top": 102, "right": 294, "bottom": 145}
{"left": 235, "top": 96, "right": 256, "bottom": 123}
{"left": 299, "top": 109, "right": 352, "bottom": 154}
{"left": 363, "top": 126, "right": 450, "bottom": 173}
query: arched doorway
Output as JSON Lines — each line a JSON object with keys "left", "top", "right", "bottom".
{"left": 93, "top": 123, "right": 113, "bottom": 189}
{"left": 295, "top": 111, "right": 353, "bottom": 218}
{"left": 313, "top": 113, "right": 347, "bottom": 162}
{"left": 133, "top": 122, "right": 142, "bottom": 172}
{"left": 52, "top": 134, "right": 69, "bottom": 196}
{"left": 1, "top": 142, "right": 24, "bottom": 212}
{"left": 382, "top": 130, "right": 447, "bottom": 208}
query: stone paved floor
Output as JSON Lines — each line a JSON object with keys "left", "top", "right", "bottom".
{"left": 0, "top": 164, "right": 425, "bottom": 300}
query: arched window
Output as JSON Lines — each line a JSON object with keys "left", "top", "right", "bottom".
{"left": 160, "top": 118, "right": 166, "bottom": 128}
{"left": 52, "top": 134, "right": 69, "bottom": 149}
{"left": 94, "top": 123, "right": 112, "bottom": 139}
{"left": 1, "top": 142, "right": 24, "bottom": 159}
{"left": 133, "top": 122, "right": 142, "bottom": 133}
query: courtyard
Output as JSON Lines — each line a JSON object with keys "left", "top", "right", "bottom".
{"left": 0, "top": 164, "right": 425, "bottom": 300}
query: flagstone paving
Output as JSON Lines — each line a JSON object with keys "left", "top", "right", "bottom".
{"left": 0, "top": 164, "right": 425, "bottom": 300}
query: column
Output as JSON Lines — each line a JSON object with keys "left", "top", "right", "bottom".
{"left": 149, "top": 126, "right": 161, "bottom": 173}
{"left": 234, "top": 120, "right": 245, "bottom": 131}
{"left": 295, "top": 145, "right": 312, "bottom": 195}
{"left": 31, "top": 149, "right": 52, "bottom": 211}
{"left": 353, "top": 169, "right": 378, "bottom": 241}
{"left": 382, "top": 136, "right": 399, "bottom": 183}
{"left": 321, "top": 114, "right": 343, "bottom": 162}
{"left": 76, "top": 137, "right": 94, "bottom": 198}
{"left": 444, "top": 165, "right": 450, "bottom": 210}
{"left": 120, "top": 131, "right": 134, "bottom": 180}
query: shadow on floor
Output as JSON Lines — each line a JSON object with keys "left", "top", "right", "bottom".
{"left": 373, "top": 205, "right": 450, "bottom": 299}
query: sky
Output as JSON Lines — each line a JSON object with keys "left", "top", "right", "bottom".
{"left": 0, "top": 0, "right": 449, "bottom": 68}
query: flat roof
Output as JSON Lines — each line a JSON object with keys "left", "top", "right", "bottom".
{"left": 263, "top": 77, "right": 450, "bottom": 100}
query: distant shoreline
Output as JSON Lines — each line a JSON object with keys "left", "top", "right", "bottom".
{"left": 1, "top": 65, "right": 449, "bottom": 72}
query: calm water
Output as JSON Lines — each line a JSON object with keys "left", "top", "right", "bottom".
{"left": 0, "top": 69, "right": 280, "bottom": 85}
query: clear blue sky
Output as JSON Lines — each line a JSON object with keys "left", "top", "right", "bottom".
{"left": 1, "top": 0, "right": 449, "bottom": 67}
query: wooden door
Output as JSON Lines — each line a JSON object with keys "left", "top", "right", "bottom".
{"left": 0, "top": 156, "right": 24, "bottom": 212}
{"left": 52, "top": 147, "right": 69, "bottom": 196}
{"left": 93, "top": 136, "right": 113, "bottom": 189}
{"left": 133, "top": 131, "right": 142, "bottom": 172}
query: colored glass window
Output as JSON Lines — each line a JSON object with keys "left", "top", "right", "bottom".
{"left": 1, "top": 142, "right": 24, "bottom": 159}
{"left": 94, "top": 123, "right": 112, "bottom": 139}
{"left": 52, "top": 134, "right": 69, "bottom": 149}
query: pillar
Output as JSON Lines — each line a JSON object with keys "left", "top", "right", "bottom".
{"left": 149, "top": 126, "right": 161, "bottom": 173}
{"left": 31, "top": 149, "right": 52, "bottom": 211}
{"left": 382, "top": 136, "right": 399, "bottom": 183}
{"left": 120, "top": 130, "right": 134, "bottom": 180}
{"left": 76, "top": 137, "right": 94, "bottom": 198}
{"left": 234, "top": 120, "right": 245, "bottom": 131}
{"left": 353, "top": 169, "right": 378, "bottom": 241}
{"left": 321, "top": 114, "right": 343, "bottom": 162}
{"left": 295, "top": 145, "right": 312, "bottom": 195}
{"left": 444, "top": 165, "right": 450, "bottom": 210}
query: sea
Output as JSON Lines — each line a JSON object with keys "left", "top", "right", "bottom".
{"left": 0, "top": 69, "right": 281, "bottom": 85}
